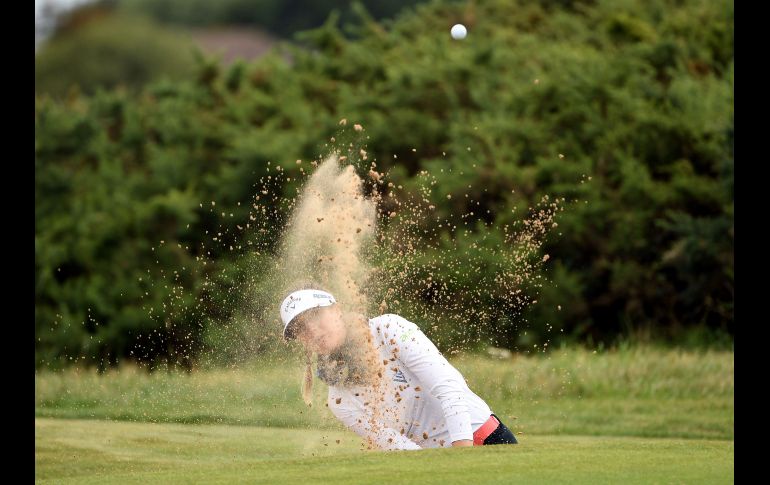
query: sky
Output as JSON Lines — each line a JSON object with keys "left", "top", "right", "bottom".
{"left": 35, "top": 0, "right": 95, "bottom": 49}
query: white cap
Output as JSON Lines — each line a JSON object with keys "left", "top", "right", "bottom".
{"left": 280, "top": 289, "right": 337, "bottom": 338}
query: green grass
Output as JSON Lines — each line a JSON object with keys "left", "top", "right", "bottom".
{"left": 35, "top": 418, "right": 734, "bottom": 484}
{"left": 35, "top": 347, "right": 734, "bottom": 483}
{"left": 36, "top": 347, "right": 734, "bottom": 440}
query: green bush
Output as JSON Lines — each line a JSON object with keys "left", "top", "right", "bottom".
{"left": 35, "top": 9, "right": 197, "bottom": 97}
{"left": 119, "top": 0, "right": 425, "bottom": 38}
{"left": 35, "top": 0, "right": 734, "bottom": 368}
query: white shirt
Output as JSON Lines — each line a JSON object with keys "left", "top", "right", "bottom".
{"left": 327, "top": 314, "right": 493, "bottom": 450}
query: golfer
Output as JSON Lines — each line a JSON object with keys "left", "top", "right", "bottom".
{"left": 280, "top": 285, "right": 518, "bottom": 450}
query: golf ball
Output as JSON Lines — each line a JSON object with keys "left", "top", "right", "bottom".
{"left": 451, "top": 24, "right": 467, "bottom": 40}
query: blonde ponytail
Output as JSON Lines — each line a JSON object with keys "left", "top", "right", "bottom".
{"left": 302, "top": 350, "right": 314, "bottom": 406}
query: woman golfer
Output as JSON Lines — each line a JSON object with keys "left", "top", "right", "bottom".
{"left": 280, "top": 286, "right": 518, "bottom": 450}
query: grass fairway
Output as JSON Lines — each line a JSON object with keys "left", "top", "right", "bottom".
{"left": 36, "top": 348, "right": 734, "bottom": 483}
{"left": 36, "top": 418, "right": 733, "bottom": 484}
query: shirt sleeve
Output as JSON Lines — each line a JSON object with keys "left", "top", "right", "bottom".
{"left": 327, "top": 389, "right": 422, "bottom": 451}
{"left": 379, "top": 314, "right": 475, "bottom": 443}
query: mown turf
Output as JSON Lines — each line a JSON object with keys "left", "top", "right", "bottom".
{"left": 35, "top": 418, "right": 734, "bottom": 484}
{"left": 35, "top": 348, "right": 734, "bottom": 482}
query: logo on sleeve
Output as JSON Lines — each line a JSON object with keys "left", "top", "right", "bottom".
{"left": 400, "top": 327, "right": 416, "bottom": 342}
{"left": 393, "top": 370, "right": 407, "bottom": 383}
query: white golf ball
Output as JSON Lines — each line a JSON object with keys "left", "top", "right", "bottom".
{"left": 451, "top": 24, "right": 467, "bottom": 40}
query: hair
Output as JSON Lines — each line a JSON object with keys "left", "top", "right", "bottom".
{"left": 283, "top": 281, "right": 377, "bottom": 406}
